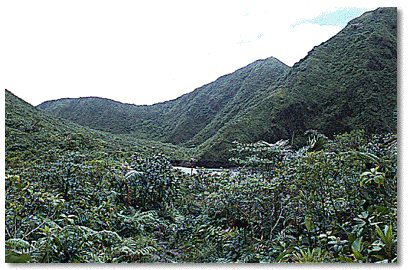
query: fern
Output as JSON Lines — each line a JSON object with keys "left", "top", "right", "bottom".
{"left": 110, "top": 235, "right": 158, "bottom": 262}
{"left": 135, "top": 246, "right": 157, "bottom": 256}
{"left": 117, "top": 210, "right": 160, "bottom": 237}
{"left": 98, "top": 230, "right": 123, "bottom": 245}
{"left": 56, "top": 225, "right": 159, "bottom": 262}
{"left": 43, "top": 218, "right": 62, "bottom": 230}
{"left": 6, "top": 238, "right": 34, "bottom": 253}
{"left": 216, "top": 257, "right": 234, "bottom": 263}
{"left": 59, "top": 224, "right": 93, "bottom": 237}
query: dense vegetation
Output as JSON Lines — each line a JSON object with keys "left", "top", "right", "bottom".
{"left": 38, "top": 8, "right": 397, "bottom": 166}
{"left": 38, "top": 57, "right": 289, "bottom": 153}
{"left": 5, "top": 7, "right": 397, "bottom": 264}
{"left": 5, "top": 103, "right": 397, "bottom": 262}
{"left": 5, "top": 90, "right": 191, "bottom": 164}
{"left": 194, "top": 7, "right": 397, "bottom": 165}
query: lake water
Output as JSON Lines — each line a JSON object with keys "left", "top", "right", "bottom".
{"left": 173, "top": 166, "right": 239, "bottom": 176}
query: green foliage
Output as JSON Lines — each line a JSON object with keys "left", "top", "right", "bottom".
{"left": 36, "top": 8, "right": 396, "bottom": 166}
{"left": 4, "top": 7, "right": 397, "bottom": 264}
{"left": 5, "top": 252, "right": 33, "bottom": 263}
{"left": 5, "top": 98, "right": 397, "bottom": 263}
{"left": 200, "top": 7, "right": 396, "bottom": 164}
{"left": 125, "top": 153, "right": 180, "bottom": 212}
{"left": 185, "top": 129, "right": 396, "bottom": 263}
{"left": 229, "top": 139, "right": 291, "bottom": 176}
{"left": 372, "top": 224, "right": 396, "bottom": 263}
{"left": 37, "top": 57, "right": 289, "bottom": 152}
{"left": 26, "top": 224, "right": 158, "bottom": 263}
{"left": 290, "top": 247, "right": 330, "bottom": 263}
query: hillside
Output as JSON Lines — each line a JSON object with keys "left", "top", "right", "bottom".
{"left": 269, "top": 7, "right": 397, "bottom": 139}
{"left": 4, "top": 8, "right": 398, "bottom": 263}
{"left": 37, "top": 7, "right": 397, "bottom": 166}
{"left": 193, "top": 7, "right": 397, "bottom": 165}
{"left": 5, "top": 95, "right": 398, "bottom": 264}
{"left": 5, "top": 90, "right": 191, "bottom": 166}
{"left": 38, "top": 57, "right": 289, "bottom": 147}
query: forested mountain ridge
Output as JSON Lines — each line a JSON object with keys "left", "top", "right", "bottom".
{"left": 38, "top": 57, "right": 289, "bottom": 147}
{"left": 267, "top": 7, "right": 397, "bottom": 140}
{"left": 193, "top": 7, "right": 397, "bottom": 165}
{"left": 5, "top": 90, "right": 191, "bottom": 164}
{"left": 5, "top": 8, "right": 398, "bottom": 263}
{"left": 37, "top": 7, "right": 397, "bottom": 166}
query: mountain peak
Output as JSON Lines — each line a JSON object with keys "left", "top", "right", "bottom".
{"left": 36, "top": 7, "right": 396, "bottom": 165}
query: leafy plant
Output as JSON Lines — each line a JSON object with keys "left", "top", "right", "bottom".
{"left": 290, "top": 247, "right": 330, "bottom": 263}
{"left": 371, "top": 224, "right": 396, "bottom": 263}
{"left": 125, "top": 153, "right": 180, "bottom": 213}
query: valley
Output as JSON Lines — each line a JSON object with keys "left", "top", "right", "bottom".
{"left": 37, "top": 7, "right": 396, "bottom": 167}
{"left": 5, "top": 7, "right": 397, "bottom": 263}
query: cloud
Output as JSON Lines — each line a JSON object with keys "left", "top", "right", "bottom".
{"left": 290, "top": 7, "right": 374, "bottom": 28}
{"left": 237, "top": 34, "right": 264, "bottom": 46}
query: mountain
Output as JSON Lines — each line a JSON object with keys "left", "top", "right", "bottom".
{"left": 194, "top": 7, "right": 397, "bottom": 165}
{"left": 38, "top": 56, "right": 290, "bottom": 147}
{"left": 5, "top": 90, "right": 190, "bottom": 165}
{"left": 268, "top": 7, "right": 397, "bottom": 139}
{"left": 37, "top": 7, "right": 397, "bottom": 166}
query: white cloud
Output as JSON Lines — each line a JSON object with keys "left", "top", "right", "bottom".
{"left": 291, "top": 7, "right": 374, "bottom": 28}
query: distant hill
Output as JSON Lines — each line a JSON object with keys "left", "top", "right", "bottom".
{"left": 5, "top": 90, "right": 190, "bottom": 165}
{"left": 37, "top": 7, "right": 397, "bottom": 166}
{"left": 38, "top": 57, "right": 289, "bottom": 148}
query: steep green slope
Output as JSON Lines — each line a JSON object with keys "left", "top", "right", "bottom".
{"left": 268, "top": 7, "right": 397, "bottom": 139}
{"left": 270, "top": 8, "right": 397, "bottom": 137}
{"left": 184, "top": 57, "right": 288, "bottom": 148}
{"left": 37, "top": 7, "right": 396, "bottom": 166}
{"left": 37, "top": 57, "right": 289, "bottom": 147}
{"left": 5, "top": 90, "right": 190, "bottom": 166}
{"left": 195, "top": 7, "right": 397, "bottom": 165}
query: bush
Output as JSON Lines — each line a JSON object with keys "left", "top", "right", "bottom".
{"left": 125, "top": 153, "right": 181, "bottom": 214}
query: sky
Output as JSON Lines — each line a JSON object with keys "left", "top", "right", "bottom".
{"left": 1, "top": 2, "right": 385, "bottom": 106}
